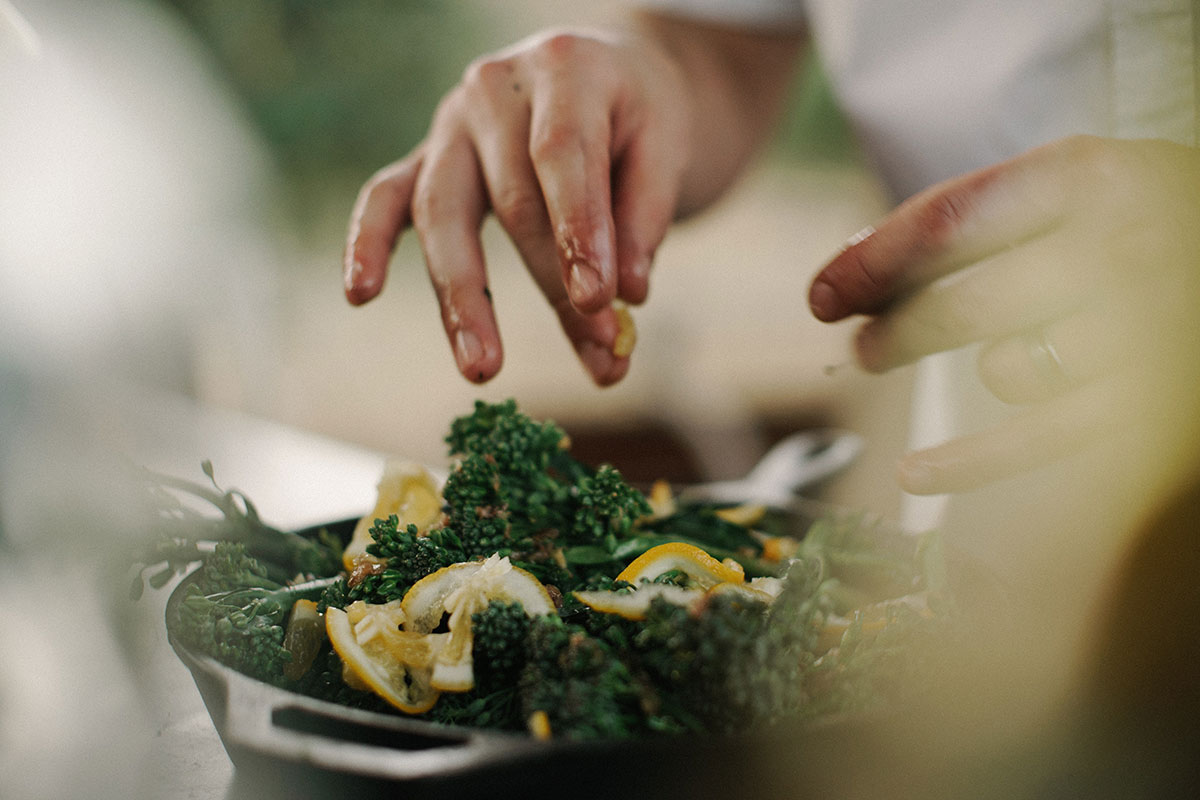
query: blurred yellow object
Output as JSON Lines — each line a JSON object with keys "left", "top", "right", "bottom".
{"left": 527, "top": 709, "right": 552, "bottom": 741}
{"left": 343, "top": 461, "right": 443, "bottom": 572}
{"left": 612, "top": 303, "right": 637, "bottom": 358}
{"left": 714, "top": 503, "right": 767, "bottom": 527}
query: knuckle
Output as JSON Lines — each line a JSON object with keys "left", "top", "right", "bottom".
{"left": 529, "top": 118, "right": 585, "bottom": 164}
{"left": 923, "top": 284, "right": 989, "bottom": 340}
{"left": 491, "top": 184, "right": 548, "bottom": 237}
{"left": 535, "top": 31, "right": 590, "bottom": 64}
{"left": 410, "top": 181, "right": 443, "bottom": 229}
{"left": 914, "top": 187, "right": 976, "bottom": 246}
{"left": 462, "top": 54, "right": 516, "bottom": 90}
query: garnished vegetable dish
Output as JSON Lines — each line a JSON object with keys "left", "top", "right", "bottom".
{"left": 135, "top": 400, "right": 953, "bottom": 740}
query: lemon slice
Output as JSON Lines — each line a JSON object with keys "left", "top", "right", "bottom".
{"left": 616, "top": 541, "right": 746, "bottom": 589}
{"left": 325, "top": 601, "right": 444, "bottom": 713}
{"left": 401, "top": 554, "right": 555, "bottom": 692}
{"left": 573, "top": 584, "right": 705, "bottom": 620}
{"left": 344, "top": 460, "right": 444, "bottom": 572}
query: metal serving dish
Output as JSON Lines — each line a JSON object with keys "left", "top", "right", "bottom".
{"left": 165, "top": 500, "right": 938, "bottom": 800}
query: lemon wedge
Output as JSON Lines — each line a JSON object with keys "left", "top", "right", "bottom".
{"left": 616, "top": 541, "right": 746, "bottom": 589}
{"left": 344, "top": 460, "right": 444, "bottom": 572}
{"left": 325, "top": 601, "right": 444, "bottom": 713}
{"left": 402, "top": 554, "right": 555, "bottom": 692}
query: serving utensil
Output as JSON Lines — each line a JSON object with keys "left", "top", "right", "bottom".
{"left": 679, "top": 428, "right": 863, "bottom": 507}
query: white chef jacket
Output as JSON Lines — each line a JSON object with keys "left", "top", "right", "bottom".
{"left": 639, "top": 0, "right": 1199, "bottom": 534}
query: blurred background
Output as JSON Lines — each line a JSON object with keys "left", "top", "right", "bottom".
{"left": 1, "top": 0, "right": 910, "bottom": 503}
{"left": 0, "top": 2, "right": 912, "bottom": 798}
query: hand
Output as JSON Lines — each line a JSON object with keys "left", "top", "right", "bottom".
{"left": 342, "top": 28, "right": 692, "bottom": 385}
{"left": 343, "top": 18, "right": 804, "bottom": 385}
{"left": 809, "top": 135, "right": 1200, "bottom": 495}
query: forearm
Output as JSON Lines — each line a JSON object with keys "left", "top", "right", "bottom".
{"left": 631, "top": 10, "right": 808, "bottom": 216}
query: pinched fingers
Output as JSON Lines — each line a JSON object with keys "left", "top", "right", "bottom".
{"left": 456, "top": 46, "right": 635, "bottom": 385}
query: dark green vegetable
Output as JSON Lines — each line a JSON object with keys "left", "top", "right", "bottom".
{"left": 518, "top": 615, "right": 645, "bottom": 740}
{"left": 170, "top": 542, "right": 336, "bottom": 685}
{"left": 330, "top": 399, "right": 663, "bottom": 605}
{"left": 130, "top": 460, "right": 342, "bottom": 599}
{"left": 147, "top": 398, "right": 953, "bottom": 740}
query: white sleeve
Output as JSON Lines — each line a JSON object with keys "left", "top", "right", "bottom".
{"left": 633, "top": 0, "right": 806, "bottom": 29}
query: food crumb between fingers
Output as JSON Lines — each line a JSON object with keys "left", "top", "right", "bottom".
{"left": 612, "top": 304, "right": 636, "bottom": 358}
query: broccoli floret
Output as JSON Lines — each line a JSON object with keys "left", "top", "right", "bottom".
{"left": 569, "top": 465, "right": 652, "bottom": 542}
{"left": 170, "top": 542, "right": 335, "bottom": 686}
{"left": 342, "top": 517, "right": 465, "bottom": 605}
{"left": 630, "top": 593, "right": 809, "bottom": 734}
{"left": 169, "top": 542, "right": 333, "bottom": 686}
{"left": 565, "top": 565, "right": 823, "bottom": 737}
{"left": 432, "top": 400, "right": 657, "bottom": 593}
{"left": 422, "top": 600, "right": 535, "bottom": 730}
{"left": 445, "top": 398, "right": 572, "bottom": 473}
{"left": 519, "top": 616, "right": 644, "bottom": 740}
{"left": 439, "top": 453, "right": 524, "bottom": 558}
{"left": 471, "top": 600, "right": 535, "bottom": 691}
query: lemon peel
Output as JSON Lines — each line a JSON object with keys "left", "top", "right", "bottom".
{"left": 402, "top": 554, "right": 555, "bottom": 692}
{"left": 616, "top": 541, "right": 746, "bottom": 589}
{"left": 325, "top": 602, "right": 444, "bottom": 714}
{"left": 572, "top": 584, "right": 705, "bottom": 620}
{"left": 344, "top": 461, "right": 444, "bottom": 572}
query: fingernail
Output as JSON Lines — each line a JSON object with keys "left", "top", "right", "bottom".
{"left": 455, "top": 329, "right": 483, "bottom": 370}
{"left": 809, "top": 280, "right": 840, "bottom": 321}
{"left": 897, "top": 455, "right": 937, "bottom": 495}
{"left": 630, "top": 255, "right": 651, "bottom": 283}
{"left": 569, "top": 262, "right": 603, "bottom": 308}
{"left": 578, "top": 340, "right": 616, "bottom": 382}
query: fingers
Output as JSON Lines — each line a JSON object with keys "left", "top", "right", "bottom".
{"left": 344, "top": 153, "right": 423, "bottom": 305}
{"left": 809, "top": 142, "right": 1073, "bottom": 323}
{"left": 526, "top": 41, "right": 619, "bottom": 314}
{"left": 411, "top": 126, "right": 502, "bottom": 384}
{"left": 852, "top": 235, "right": 1097, "bottom": 373}
{"left": 345, "top": 31, "right": 683, "bottom": 386}
{"left": 457, "top": 53, "right": 632, "bottom": 386}
{"left": 897, "top": 377, "right": 1124, "bottom": 495}
{"left": 976, "top": 296, "right": 1135, "bottom": 405}
{"left": 610, "top": 112, "right": 685, "bottom": 305}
